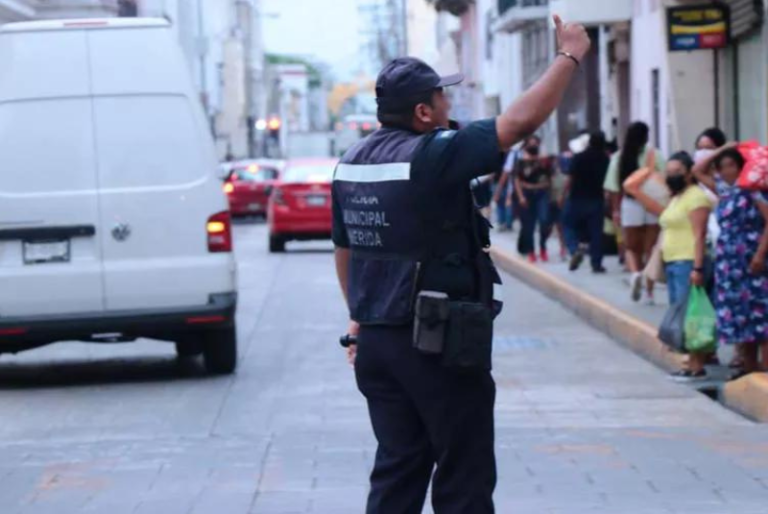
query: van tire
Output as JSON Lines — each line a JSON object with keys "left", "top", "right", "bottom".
{"left": 203, "top": 327, "right": 237, "bottom": 375}
{"left": 269, "top": 235, "right": 286, "bottom": 253}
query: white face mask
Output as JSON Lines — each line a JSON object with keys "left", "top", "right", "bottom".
{"left": 694, "top": 149, "right": 716, "bottom": 164}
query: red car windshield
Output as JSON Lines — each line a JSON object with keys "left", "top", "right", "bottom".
{"left": 283, "top": 164, "right": 335, "bottom": 184}
{"left": 231, "top": 167, "right": 279, "bottom": 182}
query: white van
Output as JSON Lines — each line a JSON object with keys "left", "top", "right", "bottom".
{"left": 0, "top": 18, "right": 238, "bottom": 374}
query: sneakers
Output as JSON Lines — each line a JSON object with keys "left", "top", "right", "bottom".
{"left": 569, "top": 248, "right": 585, "bottom": 271}
{"left": 592, "top": 266, "right": 607, "bottom": 274}
{"left": 560, "top": 247, "right": 568, "bottom": 262}
{"left": 630, "top": 272, "right": 643, "bottom": 302}
{"left": 527, "top": 253, "right": 537, "bottom": 263}
{"left": 540, "top": 250, "right": 549, "bottom": 263}
{"left": 669, "top": 369, "right": 707, "bottom": 382}
{"left": 644, "top": 291, "right": 656, "bottom": 306}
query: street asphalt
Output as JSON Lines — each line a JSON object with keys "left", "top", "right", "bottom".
{"left": 0, "top": 222, "right": 767, "bottom": 513}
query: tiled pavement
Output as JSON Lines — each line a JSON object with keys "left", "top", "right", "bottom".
{"left": 0, "top": 224, "right": 766, "bottom": 513}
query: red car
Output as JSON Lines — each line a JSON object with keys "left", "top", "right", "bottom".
{"left": 223, "top": 160, "right": 283, "bottom": 217}
{"left": 267, "top": 158, "right": 338, "bottom": 252}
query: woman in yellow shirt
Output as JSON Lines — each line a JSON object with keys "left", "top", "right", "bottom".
{"left": 625, "top": 152, "right": 713, "bottom": 381}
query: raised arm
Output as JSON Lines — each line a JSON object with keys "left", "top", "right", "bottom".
{"left": 623, "top": 169, "right": 666, "bottom": 217}
{"left": 497, "top": 16, "right": 591, "bottom": 150}
{"left": 692, "top": 143, "right": 735, "bottom": 193}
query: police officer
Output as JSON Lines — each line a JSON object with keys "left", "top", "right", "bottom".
{"left": 332, "top": 16, "right": 590, "bottom": 514}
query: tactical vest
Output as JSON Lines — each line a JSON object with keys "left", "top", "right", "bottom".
{"left": 333, "top": 126, "right": 503, "bottom": 326}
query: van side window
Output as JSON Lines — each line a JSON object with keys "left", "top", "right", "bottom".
{"left": 93, "top": 96, "right": 208, "bottom": 188}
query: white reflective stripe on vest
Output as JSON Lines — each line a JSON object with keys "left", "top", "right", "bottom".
{"left": 493, "top": 283, "right": 503, "bottom": 303}
{"left": 334, "top": 162, "right": 411, "bottom": 183}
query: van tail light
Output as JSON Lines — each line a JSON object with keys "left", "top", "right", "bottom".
{"left": 207, "top": 211, "right": 232, "bottom": 252}
{"left": 186, "top": 315, "right": 226, "bottom": 325}
{"left": 223, "top": 182, "right": 234, "bottom": 194}
{"left": 0, "top": 327, "right": 27, "bottom": 336}
{"left": 272, "top": 187, "right": 286, "bottom": 205}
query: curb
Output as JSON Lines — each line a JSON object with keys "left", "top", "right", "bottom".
{"left": 722, "top": 374, "right": 768, "bottom": 423}
{"left": 490, "top": 247, "right": 686, "bottom": 373}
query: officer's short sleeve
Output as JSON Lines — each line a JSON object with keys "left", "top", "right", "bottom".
{"left": 430, "top": 118, "right": 502, "bottom": 185}
{"left": 331, "top": 184, "right": 349, "bottom": 248}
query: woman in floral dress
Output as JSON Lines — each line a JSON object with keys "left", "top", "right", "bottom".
{"left": 694, "top": 146, "right": 768, "bottom": 375}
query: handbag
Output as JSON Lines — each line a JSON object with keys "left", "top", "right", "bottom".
{"left": 623, "top": 149, "right": 670, "bottom": 208}
{"left": 643, "top": 238, "right": 666, "bottom": 284}
{"left": 658, "top": 290, "right": 688, "bottom": 352}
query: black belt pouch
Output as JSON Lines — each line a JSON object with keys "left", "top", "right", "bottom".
{"left": 442, "top": 301, "right": 493, "bottom": 373}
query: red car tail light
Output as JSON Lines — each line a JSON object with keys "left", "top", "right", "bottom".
{"left": 207, "top": 211, "right": 232, "bottom": 252}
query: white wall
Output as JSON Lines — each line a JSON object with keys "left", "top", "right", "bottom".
{"left": 406, "top": 0, "right": 438, "bottom": 64}
{"left": 550, "top": 0, "right": 632, "bottom": 25}
{"left": 477, "top": 0, "right": 522, "bottom": 116}
{"left": 631, "top": 0, "right": 721, "bottom": 155}
{"left": 630, "top": 0, "right": 669, "bottom": 155}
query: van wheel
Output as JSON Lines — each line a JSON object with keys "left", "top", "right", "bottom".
{"left": 269, "top": 235, "right": 286, "bottom": 253}
{"left": 203, "top": 327, "right": 237, "bottom": 375}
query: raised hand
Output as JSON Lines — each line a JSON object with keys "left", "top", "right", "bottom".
{"left": 553, "top": 14, "right": 591, "bottom": 62}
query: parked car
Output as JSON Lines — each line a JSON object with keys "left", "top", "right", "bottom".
{"left": 332, "top": 114, "right": 379, "bottom": 157}
{"left": 267, "top": 158, "right": 338, "bottom": 252}
{"left": 224, "top": 159, "right": 284, "bottom": 217}
{"left": 0, "top": 18, "right": 238, "bottom": 374}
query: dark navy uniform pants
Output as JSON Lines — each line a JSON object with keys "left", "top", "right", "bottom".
{"left": 355, "top": 325, "right": 496, "bottom": 514}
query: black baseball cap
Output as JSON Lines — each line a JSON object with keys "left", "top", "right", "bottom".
{"left": 376, "top": 57, "right": 463, "bottom": 113}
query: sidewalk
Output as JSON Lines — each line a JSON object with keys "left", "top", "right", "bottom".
{"left": 490, "top": 228, "right": 763, "bottom": 422}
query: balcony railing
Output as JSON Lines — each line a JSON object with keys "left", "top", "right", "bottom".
{"left": 498, "top": 0, "right": 548, "bottom": 16}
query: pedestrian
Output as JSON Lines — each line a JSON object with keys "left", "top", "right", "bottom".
{"left": 693, "top": 145, "right": 768, "bottom": 378}
{"left": 624, "top": 151, "right": 713, "bottom": 381}
{"left": 331, "top": 16, "right": 590, "bottom": 514}
{"left": 604, "top": 121, "right": 666, "bottom": 303}
{"left": 562, "top": 131, "right": 610, "bottom": 273}
{"left": 514, "top": 135, "right": 555, "bottom": 262}
{"left": 548, "top": 157, "right": 569, "bottom": 261}
{"left": 493, "top": 149, "right": 518, "bottom": 231}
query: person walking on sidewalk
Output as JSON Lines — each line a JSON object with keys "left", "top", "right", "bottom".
{"left": 493, "top": 148, "right": 519, "bottom": 232}
{"left": 332, "top": 16, "right": 591, "bottom": 514}
{"left": 693, "top": 145, "right": 768, "bottom": 377}
{"left": 515, "top": 135, "right": 555, "bottom": 262}
{"left": 624, "top": 152, "right": 713, "bottom": 381}
{"left": 604, "top": 121, "right": 666, "bottom": 303}
{"left": 562, "top": 131, "right": 610, "bottom": 273}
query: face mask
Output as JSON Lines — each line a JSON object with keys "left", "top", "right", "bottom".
{"left": 694, "top": 149, "right": 716, "bottom": 164}
{"left": 666, "top": 175, "right": 688, "bottom": 195}
{"left": 527, "top": 146, "right": 540, "bottom": 156}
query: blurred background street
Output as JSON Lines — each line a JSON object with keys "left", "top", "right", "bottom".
{"left": 0, "top": 0, "right": 768, "bottom": 513}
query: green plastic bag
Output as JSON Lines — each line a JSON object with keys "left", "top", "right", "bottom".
{"left": 684, "top": 287, "right": 717, "bottom": 353}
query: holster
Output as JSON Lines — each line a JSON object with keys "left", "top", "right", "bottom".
{"left": 413, "top": 291, "right": 450, "bottom": 355}
{"left": 442, "top": 301, "right": 493, "bottom": 373}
